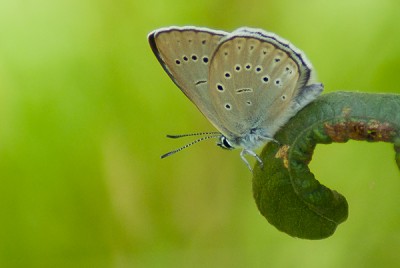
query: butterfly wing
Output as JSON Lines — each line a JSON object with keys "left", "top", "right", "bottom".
{"left": 208, "top": 28, "right": 323, "bottom": 142}
{"left": 148, "top": 27, "right": 228, "bottom": 129}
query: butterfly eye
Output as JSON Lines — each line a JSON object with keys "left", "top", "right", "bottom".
{"left": 255, "top": 66, "right": 262, "bottom": 73}
{"left": 234, "top": 64, "right": 241, "bottom": 72}
{"left": 245, "top": 64, "right": 252, "bottom": 70}
{"left": 224, "top": 103, "right": 232, "bottom": 110}
{"left": 202, "top": 56, "right": 209, "bottom": 64}
{"left": 217, "top": 136, "right": 234, "bottom": 150}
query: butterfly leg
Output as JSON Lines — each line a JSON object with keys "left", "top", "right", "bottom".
{"left": 240, "top": 149, "right": 264, "bottom": 171}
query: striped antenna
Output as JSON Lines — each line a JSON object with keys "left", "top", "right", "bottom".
{"left": 161, "top": 133, "right": 221, "bottom": 158}
{"left": 166, "top": 132, "right": 220, "bottom": 139}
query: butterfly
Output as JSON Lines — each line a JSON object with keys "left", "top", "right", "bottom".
{"left": 148, "top": 26, "right": 323, "bottom": 170}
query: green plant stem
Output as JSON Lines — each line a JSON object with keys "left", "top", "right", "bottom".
{"left": 252, "top": 91, "right": 400, "bottom": 239}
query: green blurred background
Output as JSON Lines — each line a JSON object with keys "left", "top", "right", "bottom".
{"left": 0, "top": 0, "right": 399, "bottom": 267}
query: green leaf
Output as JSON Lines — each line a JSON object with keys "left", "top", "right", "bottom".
{"left": 252, "top": 91, "right": 400, "bottom": 239}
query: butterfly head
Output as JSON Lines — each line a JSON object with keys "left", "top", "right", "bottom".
{"left": 217, "top": 135, "right": 235, "bottom": 150}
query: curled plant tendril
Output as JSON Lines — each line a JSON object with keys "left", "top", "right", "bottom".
{"left": 252, "top": 91, "right": 400, "bottom": 239}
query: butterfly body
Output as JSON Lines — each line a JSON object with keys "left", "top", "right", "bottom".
{"left": 148, "top": 26, "right": 323, "bottom": 170}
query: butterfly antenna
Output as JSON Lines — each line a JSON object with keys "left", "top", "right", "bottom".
{"left": 166, "top": 132, "right": 220, "bottom": 139}
{"left": 161, "top": 134, "right": 221, "bottom": 159}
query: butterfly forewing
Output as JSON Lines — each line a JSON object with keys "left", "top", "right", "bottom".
{"left": 208, "top": 30, "right": 305, "bottom": 138}
{"left": 148, "top": 27, "right": 228, "bottom": 126}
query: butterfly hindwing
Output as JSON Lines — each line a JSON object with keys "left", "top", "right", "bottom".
{"left": 208, "top": 28, "right": 322, "bottom": 139}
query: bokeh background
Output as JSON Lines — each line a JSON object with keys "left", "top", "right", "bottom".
{"left": 1, "top": 0, "right": 399, "bottom": 267}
